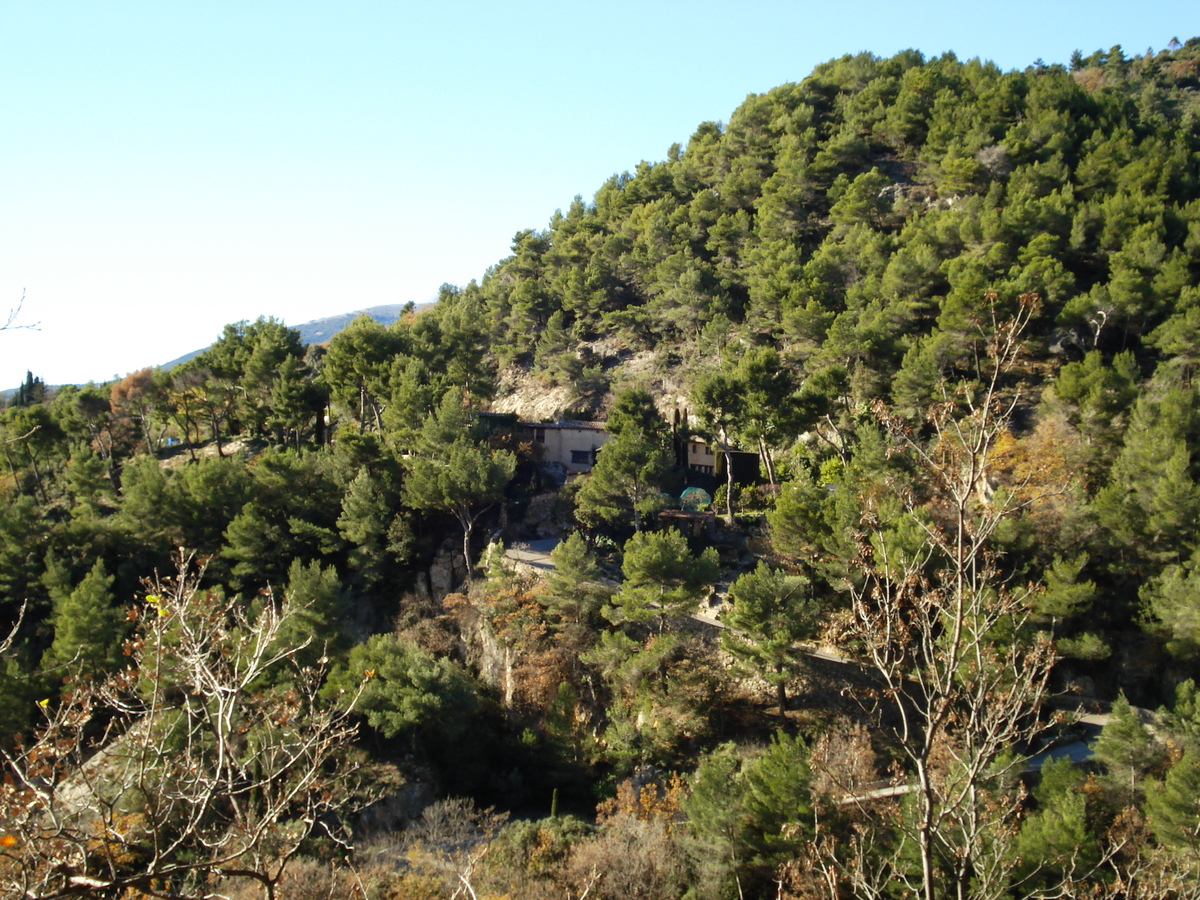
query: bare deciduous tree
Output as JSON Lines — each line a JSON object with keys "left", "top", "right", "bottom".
{"left": 820, "top": 295, "right": 1070, "bottom": 900}
{"left": 0, "top": 552, "right": 367, "bottom": 900}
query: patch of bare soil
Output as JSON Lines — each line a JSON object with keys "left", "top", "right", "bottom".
{"left": 489, "top": 370, "right": 578, "bottom": 422}
{"left": 158, "top": 437, "right": 256, "bottom": 469}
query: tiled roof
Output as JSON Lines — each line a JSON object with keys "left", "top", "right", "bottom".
{"left": 518, "top": 419, "right": 608, "bottom": 431}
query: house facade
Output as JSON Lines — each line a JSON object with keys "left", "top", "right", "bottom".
{"left": 685, "top": 437, "right": 717, "bottom": 475}
{"left": 525, "top": 420, "right": 611, "bottom": 473}
{"left": 685, "top": 436, "right": 761, "bottom": 483}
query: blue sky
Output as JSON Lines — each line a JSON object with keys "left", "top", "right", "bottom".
{"left": 1, "top": 1, "right": 1195, "bottom": 388}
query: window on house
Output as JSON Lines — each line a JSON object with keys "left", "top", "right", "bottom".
{"left": 571, "top": 450, "right": 591, "bottom": 465}
{"left": 535, "top": 428, "right": 546, "bottom": 443}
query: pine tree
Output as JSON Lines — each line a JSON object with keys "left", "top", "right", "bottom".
{"left": 1146, "top": 749, "right": 1200, "bottom": 858}
{"left": 403, "top": 437, "right": 515, "bottom": 583}
{"left": 722, "top": 563, "right": 818, "bottom": 717}
{"left": 544, "top": 531, "right": 611, "bottom": 627}
{"left": 42, "top": 557, "right": 124, "bottom": 679}
{"left": 338, "top": 468, "right": 399, "bottom": 588}
{"left": 574, "top": 429, "right": 670, "bottom": 532}
{"left": 605, "top": 530, "right": 718, "bottom": 629}
{"left": 270, "top": 558, "right": 350, "bottom": 674}
{"left": 1094, "top": 692, "right": 1160, "bottom": 803}
{"left": 1013, "top": 757, "right": 1101, "bottom": 889}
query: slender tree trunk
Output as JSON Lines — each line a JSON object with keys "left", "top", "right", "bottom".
{"left": 460, "top": 518, "right": 474, "bottom": 584}
{"left": 87, "top": 424, "right": 109, "bottom": 460}
{"left": 24, "top": 446, "right": 47, "bottom": 504}
{"left": 758, "top": 435, "right": 777, "bottom": 489}
{"left": 139, "top": 414, "right": 157, "bottom": 452}
{"left": 719, "top": 426, "right": 735, "bottom": 524}
{"left": 917, "top": 759, "right": 936, "bottom": 900}
{"left": 776, "top": 664, "right": 788, "bottom": 719}
{"left": 210, "top": 409, "right": 225, "bottom": 457}
{"left": 3, "top": 446, "right": 21, "bottom": 495}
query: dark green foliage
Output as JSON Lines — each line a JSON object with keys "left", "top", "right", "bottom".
{"left": 11, "top": 371, "right": 46, "bottom": 408}
{"left": 605, "top": 387, "right": 667, "bottom": 444}
{"left": 1092, "top": 384, "right": 1199, "bottom": 603}
{"left": 169, "top": 454, "right": 255, "bottom": 554}
{"left": 322, "top": 313, "right": 401, "bottom": 432}
{"left": 728, "top": 347, "right": 797, "bottom": 487}
{"left": 684, "top": 732, "right": 814, "bottom": 895}
{"left": 41, "top": 557, "right": 125, "bottom": 679}
{"left": 739, "top": 731, "right": 813, "bottom": 864}
{"left": 574, "top": 430, "right": 670, "bottom": 533}
{"left": 1094, "top": 693, "right": 1161, "bottom": 802}
{"left": 220, "top": 449, "right": 344, "bottom": 591}
{"left": 544, "top": 531, "right": 611, "bottom": 627}
{"left": 338, "top": 467, "right": 410, "bottom": 589}
{"left": 605, "top": 530, "right": 718, "bottom": 629}
{"left": 1014, "top": 757, "right": 1102, "bottom": 888}
{"left": 1163, "top": 679, "right": 1200, "bottom": 749}
{"left": 0, "top": 494, "right": 49, "bottom": 612}
{"left": 324, "top": 632, "right": 480, "bottom": 743}
{"left": 722, "top": 563, "right": 818, "bottom": 715}
{"left": 582, "top": 629, "right": 721, "bottom": 774}
{"left": 692, "top": 370, "right": 745, "bottom": 522}
{"left": 1142, "top": 547, "right": 1200, "bottom": 660}
{"left": 113, "top": 454, "right": 177, "bottom": 578}
{"left": 63, "top": 445, "right": 113, "bottom": 516}
{"left": 271, "top": 558, "right": 351, "bottom": 671}
{"left": 402, "top": 425, "right": 516, "bottom": 582}
{"left": 1037, "top": 554, "right": 1102, "bottom": 639}
{"left": 1145, "top": 749, "right": 1200, "bottom": 857}
{"left": 0, "top": 652, "right": 41, "bottom": 745}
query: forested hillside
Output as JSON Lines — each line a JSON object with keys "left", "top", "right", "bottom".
{"left": 3, "top": 41, "right": 1200, "bottom": 900}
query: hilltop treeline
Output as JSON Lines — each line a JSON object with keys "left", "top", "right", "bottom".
{"left": 3, "top": 40, "right": 1200, "bottom": 900}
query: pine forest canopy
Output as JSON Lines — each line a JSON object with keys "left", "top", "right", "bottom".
{"left": 3, "top": 39, "right": 1200, "bottom": 900}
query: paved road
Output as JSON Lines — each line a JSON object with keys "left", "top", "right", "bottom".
{"left": 503, "top": 539, "right": 560, "bottom": 571}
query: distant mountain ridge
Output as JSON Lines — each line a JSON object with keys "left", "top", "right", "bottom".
{"left": 291, "top": 303, "right": 416, "bottom": 345}
{"left": 160, "top": 303, "right": 423, "bottom": 371}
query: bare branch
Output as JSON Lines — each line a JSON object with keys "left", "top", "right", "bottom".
{"left": 0, "top": 550, "right": 371, "bottom": 900}
{"left": 2, "top": 289, "right": 39, "bottom": 331}
{"left": 0, "top": 600, "right": 25, "bottom": 656}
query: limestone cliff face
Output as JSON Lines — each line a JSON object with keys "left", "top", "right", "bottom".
{"left": 489, "top": 369, "right": 579, "bottom": 422}
{"left": 441, "top": 588, "right": 514, "bottom": 710}
{"left": 486, "top": 337, "right": 693, "bottom": 424}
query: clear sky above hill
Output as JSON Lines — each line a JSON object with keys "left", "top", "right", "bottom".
{"left": 1, "top": 0, "right": 1193, "bottom": 388}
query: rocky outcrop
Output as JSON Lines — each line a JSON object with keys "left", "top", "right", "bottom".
{"left": 442, "top": 588, "right": 514, "bottom": 708}
{"left": 412, "top": 539, "right": 468, "bottom": 603}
